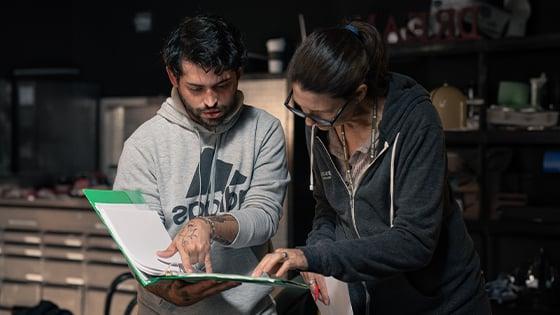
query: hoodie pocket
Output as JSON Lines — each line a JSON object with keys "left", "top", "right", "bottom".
{"left": 373, "top": 274, "right": 443, "bottom": 314}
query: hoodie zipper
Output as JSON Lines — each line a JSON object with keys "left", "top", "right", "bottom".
{"left": 352, "top": 142, "right": 389, "bottom": 315}
{"left": 350, "top": 142, "right": 390, "bottom": 237}
{"left": 315, "top": 136, "right": 392, "bottom": 315}
{"left": 316, "top": 138, "right": 352, "bottom": 199}
{"left": 315, "top": 137, "right": 391, "bottom": 237}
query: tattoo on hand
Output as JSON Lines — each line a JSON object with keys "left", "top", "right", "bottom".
{"left": 187, "top": 227, "right": 198, "bottom": 240}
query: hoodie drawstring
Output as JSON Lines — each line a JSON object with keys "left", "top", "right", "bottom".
{"left": 309, "top": 124, "right": 317, "bottom": 191}
{"left": 207, "top": 136, "right": 221, "bottom": 215}
{"left": 196, "top": 130, "right": 203, "bottom": 213}
{"left": 389, "top": 132, "right": 400, "bottom": 228}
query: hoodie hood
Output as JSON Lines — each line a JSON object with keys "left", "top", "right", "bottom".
{"left": 156, "top": 87, "right": 246, "bottom": 219}
{"left": 378, "top": 72, "right": 431, "bottom": 145}
{"left": 306, "top": 72, "right": 431, "bottom": 190}
{"left": 157, "top": 87, "right": 245, "bottom": 135}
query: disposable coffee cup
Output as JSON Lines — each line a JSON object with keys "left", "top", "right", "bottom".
{"left": 266, "top": 38, "right": 286, "bottom": 74}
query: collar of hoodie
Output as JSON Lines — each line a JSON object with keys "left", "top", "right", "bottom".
{"left": 157, "top": 87, "right": 245, "bottom": 217}
{"left": 158, "top": 87, "right": 245, "bottom": 136}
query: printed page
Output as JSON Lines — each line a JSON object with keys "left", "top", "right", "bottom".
{"left": 93, "top": 200, "right": 308, "bottom": 289}
{"left": 173, "top": 272, "right": 306, "bottom": 287}
{"left": 316, "top": 276, "right": 354, "bottom": 315}
{"left": 95, "top": 203, "right": 181, "bottom": 274}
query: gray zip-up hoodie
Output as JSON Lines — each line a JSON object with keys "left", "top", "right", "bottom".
{"left": 300, "top": 73, "right": 491, "bottom": 314}
{"left": 113, "top": 88, "right": 289, "bottom": 314}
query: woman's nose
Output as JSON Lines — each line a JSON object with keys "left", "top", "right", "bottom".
{"left": 305, "top": 117, "right": 315, "bottom": 126}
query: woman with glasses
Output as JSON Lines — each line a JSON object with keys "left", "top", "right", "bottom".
{"left": 252, "top": 20, "right": 491, "bottom": 314}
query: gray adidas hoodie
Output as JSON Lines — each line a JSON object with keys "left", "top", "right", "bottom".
{"left": 113, "top": 87, "right": 289, "bottom": 314}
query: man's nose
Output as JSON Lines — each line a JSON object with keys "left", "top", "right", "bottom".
{"left": 203, "top": 89, "right": 218, "bottom": 107}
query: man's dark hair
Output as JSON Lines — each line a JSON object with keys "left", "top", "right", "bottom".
{"left": 287, "top": 20, "right": 388, "bottom": 99}
{"left": 163, "top": 14, "right": 247, "bottom": 77}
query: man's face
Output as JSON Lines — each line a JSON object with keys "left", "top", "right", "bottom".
{"left": 167, "top": 61, "right": 239, "bottom": 129}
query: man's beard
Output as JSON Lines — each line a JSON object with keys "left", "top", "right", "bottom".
{"left": 177, "top": 91, "right": 237, "bottom": 130}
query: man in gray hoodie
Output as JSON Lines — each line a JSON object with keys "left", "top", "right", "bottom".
{"left": 113, "top": 15, "right": 289, "bottom": 314}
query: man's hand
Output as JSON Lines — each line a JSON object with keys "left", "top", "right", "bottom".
{"left": 146, "top": 279, "right": 240, "bottom": 306}
{"left": 251, "top": 248, "right": 308, "bottom": 278}
{"left": 157, "top": 218, "right": 213, "bottom": 273}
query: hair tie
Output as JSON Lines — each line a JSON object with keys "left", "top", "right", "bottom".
{"left": 343, "top": 24, "right": 359, "bottom": 37}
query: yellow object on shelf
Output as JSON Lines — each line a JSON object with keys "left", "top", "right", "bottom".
{"left": 430, "top": 83, "right": 467, "bottom": 130}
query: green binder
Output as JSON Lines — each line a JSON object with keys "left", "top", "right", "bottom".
{"left": 83, "top": 189, "right": 307, "bottom": 289}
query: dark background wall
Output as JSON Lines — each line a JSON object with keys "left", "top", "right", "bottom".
{"left": 0, "top": 0, "right": 435, "bottom": 96}
{"left": 2, "top": 1, "right": 559, "bottom": 96}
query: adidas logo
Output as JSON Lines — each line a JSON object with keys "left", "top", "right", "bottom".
{"left": 172, "top": 147, "right": 248, "bottom": 225}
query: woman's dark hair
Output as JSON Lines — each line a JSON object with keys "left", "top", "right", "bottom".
{"left": 287, "top": 20, "right": 388, "bottom": 99}
{"left": 162, "top": 14, "right": 247, "bottom": 77}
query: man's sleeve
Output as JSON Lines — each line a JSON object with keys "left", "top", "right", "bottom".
{"left": 227, "top": 119, "right": 290, "bottom": 248}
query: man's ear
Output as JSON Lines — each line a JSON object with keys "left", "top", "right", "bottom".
{"left": 235, "top": 67, "right": 243, "bottom": 80}
{"left": 355, "top": 83, "right": 368, "bottom": 103}
{"left": 166, "top": 67, "right": 179, "bottom": 87}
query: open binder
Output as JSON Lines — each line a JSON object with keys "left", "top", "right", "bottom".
{"left": 83, "top": 189, "right": 307, "bottom": 289}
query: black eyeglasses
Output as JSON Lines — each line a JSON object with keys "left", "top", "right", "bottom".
{"left": 283, "top": 90, "right": 351, "bottom": 127}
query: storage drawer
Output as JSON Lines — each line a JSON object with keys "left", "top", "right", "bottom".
{"left": 43, "top": 260, "right": 84, "bottom": 286}
{"left": 85, "top": 263, "right": 132, "bottom": 289}
{"left": 3, "top": 256, "right": 42, "bottom": 282}
{"left": 43, "top": 246, "right": 84, "bottom": 261}
{"left": 0, "top": 206, "right": 105, "bottom": 233}
{"left": 34, "top": 209, "right": 105, "bottom": 233}
{"left": 0, "top": 207, "right": 39, "bottom": 230}
{"left": 2, "top": 244, "right": 42, "bottom": 257}
{"left": 0, "top": 281, "right": 41, "bottom": 307}
{"left": 86, "top": 249, "right": 126, "bottom": 265}
{"left": 42, "top": 285, "right": 83, "bottom": 315}
{"left": 86, "top": 235, "right": 118, "bottom": 250}
{"left": 2, "top": 230, "right": 41, "bottom": 244}
{"left": 43, "top": 233, "right": 84, "bottom": 247}
{"left": 84, "top": 288, "right": 136, "bottom": 315}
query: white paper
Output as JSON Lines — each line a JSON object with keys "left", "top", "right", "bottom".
{"left": 92, "top": 202, "right": 308, "bottom": 288}
{"left": 95, "top": 203, "right": 181, "bottom": 274}
{"left": 316, "top": 276, "right": 353, "bottom": 315}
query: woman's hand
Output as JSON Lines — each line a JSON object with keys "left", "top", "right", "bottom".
{"left": 251, "top": 248, "right": 308, "bottom": 278}
{"left": 157, "top": 218, "right": 213, "bottom": 273}
{"left": 301, "top": 272, "right": 330, "bottom": 305}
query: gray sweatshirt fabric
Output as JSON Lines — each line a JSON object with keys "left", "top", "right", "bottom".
{"left": 113, "top": 87, "right": 289, "bottom": 314}
{"left": 300, "top": 73, "right": 491, "bottom": 314}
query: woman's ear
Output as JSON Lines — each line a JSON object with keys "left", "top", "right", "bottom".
{"left": 355, "top": 84, "right": 368, "bottom": 102}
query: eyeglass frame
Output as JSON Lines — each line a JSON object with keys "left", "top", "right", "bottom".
{"left": 283, "top": 89, "right": 352, "bottom": 127}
